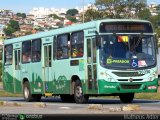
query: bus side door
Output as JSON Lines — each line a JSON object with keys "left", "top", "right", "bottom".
{"left": 87, "top": 37, "right": 98, "bottom": 91}
{"left": 13, "top": 43, "right": 22, "bottom": 93}
{"left": 42, "top": 37, "right": 53, "bottom": 93}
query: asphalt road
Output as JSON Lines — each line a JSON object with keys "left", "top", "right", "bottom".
{"left": 0, "top": 97, "right": 160, "bottom": 115}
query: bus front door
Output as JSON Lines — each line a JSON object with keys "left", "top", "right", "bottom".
{"left": 13, "top": 49, "right": 21, "bottom": 93}
{"left": 43, "top": 44, "right": 52, "bottom": 93}
{"left": 87, "top": 37, "right": 97, "bottom": 91}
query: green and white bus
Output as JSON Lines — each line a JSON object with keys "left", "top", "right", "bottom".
{"left": 2, "top": 19, "right": 159, "bottom": 103}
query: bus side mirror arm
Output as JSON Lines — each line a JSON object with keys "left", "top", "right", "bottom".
{"left": 154, "top": 33, "right": 159, "bottom": 54}
{"left": 96, "top": 35, "right": 101, "bottom": 48}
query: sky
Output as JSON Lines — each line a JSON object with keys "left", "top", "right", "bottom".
{"left": 0, "top": 0, "right": 159, "bottom": 14}
{"left": 0, "top": 0, "right": 95, "bottom": 13}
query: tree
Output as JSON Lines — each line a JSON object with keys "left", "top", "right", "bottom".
{"left": 3, "top": 26, "right": 15, "bottom": 36}
{"left": 95, "top": 0, "right": 126, "bottom": 18}
{"left": 67, "top": 16, "right": 77, "bottom": 23}
{"left": 3, "top": 20, "right": 19, "bottom": 37}
{"left": 66, "top": 9, "right": 79, "bottom": 16}
{"left": 149, "top": 13, "right": 160, "bottom": 29}
{"left": 156, "top": 28, "right": 160, "bottom": 39}
{"left": 48, "top": 14, "right": 64, "bottom": 20}
{"left": 9, "top": 20, "right": 19, "bottom": 30}
{"left": 156, "top": 4, "right": 160, "bottom": 12}
{"left": 137, "top": 8, "right": 151, "bottom": 20}
{"left": 49, "top": 14, "right": 59, "bottom": 19}
{"left": 83, "top": 8, "right": 104, "bottom": 22}
{"left": 95, "top": 0, "right": 147, "bottom": 18}
{"left": 16, "top": 13, "right": 26, "bottom": 18}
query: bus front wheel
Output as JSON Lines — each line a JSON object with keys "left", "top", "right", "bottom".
{"left": 74, "top": 80, "right": 89, "bottom": 104}
{"left": 23, "top": 81, "right": 41, "bottom": 102}
{"left": 119, "top": 93, "right": 134, "bottom": 103}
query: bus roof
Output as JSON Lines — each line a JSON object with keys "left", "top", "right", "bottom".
{"left": 4, "top": 19, "right": 152, "bottom": 45}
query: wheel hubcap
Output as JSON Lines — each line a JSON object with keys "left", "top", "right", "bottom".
{"left": 24, "top": 87, "right": 29, "bottom": 98}
{"left": 76, "top": 86, "right": 82, "bottom": 97}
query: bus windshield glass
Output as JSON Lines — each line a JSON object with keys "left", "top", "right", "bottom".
{"left": 100, "top": 22, "right": 153, "bottom": 33}
{"left": 100, "top": 35, "right": 156, "bottom": 69}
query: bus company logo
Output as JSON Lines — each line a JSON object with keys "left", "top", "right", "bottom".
{"left": 19, "top": 114, "right": 25, "bottom": 120}
{"left": 128, "top": 78, "right": 133, "bottom": 82}
{"left": 107, "top": 59, "right": 130, "bottom": 64}
{"left": 104, "top": 85, "right": 116, "bottom": 89}
{"left": 107, "top": 59, "right": 112, "bottom": 64}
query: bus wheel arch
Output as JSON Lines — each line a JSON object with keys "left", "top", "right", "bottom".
{"left": 71, "top": 75, "right": 79, "bottom": 95}
{"left": 23, "top": 78, "right": 29, "bottom": 85}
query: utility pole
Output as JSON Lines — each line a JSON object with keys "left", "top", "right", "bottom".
{"left": 82, "top": 0, "right": 84, "bottom": 23}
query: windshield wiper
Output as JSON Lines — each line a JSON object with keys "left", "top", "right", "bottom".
{"left": 134, "top": 33, "right": 143, "bottom": 48}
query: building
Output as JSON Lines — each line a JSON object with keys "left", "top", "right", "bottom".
{"left": 149, "top": 2, "right": 159, "bottom": 16}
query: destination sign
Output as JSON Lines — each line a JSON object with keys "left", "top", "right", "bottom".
{"left": 100, "top": 22, "right": 153, "bottom": 33}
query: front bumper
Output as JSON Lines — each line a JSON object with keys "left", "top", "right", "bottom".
{"left": 98, "top": 78, "right": 158, "bottom": 94}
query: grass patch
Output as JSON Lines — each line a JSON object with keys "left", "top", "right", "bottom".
{"left": 135, "top": 93, "right": 160, "bottom": 100}
{"left": 135, "top": 87, "right": 160, "bottom": 100}
{"left": 0, "top": 90, "right": 22, "bottom": 97}
{"left": 0, "top": 101, "right": 7, "bottom": 106}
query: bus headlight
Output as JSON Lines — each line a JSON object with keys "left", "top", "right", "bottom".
{"left": 148, "top": 72, "right": 157, "bottom": 81}
{"left": 100, "top": 72, "right": 115, "bottom": 82}
{"left": 148, "top": 76, "right": 153, "bottom": 81}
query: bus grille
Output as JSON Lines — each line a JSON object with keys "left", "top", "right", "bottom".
{"left": 120, "top": 84, "right": 141, "bottom": 89}
{"left": 112, "top": 72, "right": 144, "bottom": 77}
{"left": 118, "top": 79, "right": 143, "bottom": 82}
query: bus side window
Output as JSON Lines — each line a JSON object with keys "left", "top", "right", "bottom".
{"left": 22, "top": 41, "right": 31, "bottom": 63}
{"left": 32, "top": 39, "right": 41, "bottom": 62}
{"left": 4, "top": 45, "right": 13, "bottom": 65}
{"left": 57, "top": 34, "right": 70, "bottom": 60}
{"left": 71, "top": 31, "right": 84, "bottom": 58}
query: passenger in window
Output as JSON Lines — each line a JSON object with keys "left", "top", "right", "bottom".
{"left": 126, "top": 44, "right": 136, "bottom": 59}
{"left": 62, "top": 48, "right": 68, "bottom": 58}
{"left": 37, "top": 53, "right": 41, "bottom": 61}
{"left": 57, "top": 50, "right": 63, "bottom": 59}
{"left": 77, "top": 47, "right": 83, "bottom": 57}
{"left": 23, "top": 54, "right": 28, "bottom": 62}
{"left": 32, "top": 53, "right": 37, "bottom": 62}
{"left": 72, "top": 47, "right": 78, "bottom": 57}
{"left": 5, "top": 56, "right": 12, "bottom": 64}
{"left": 27, "top": 53, "right": 31, "bottom": 62}
{"left": 23, "top": 53, "right": 31, "bottom": 62}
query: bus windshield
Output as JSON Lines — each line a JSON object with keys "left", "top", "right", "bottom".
{"left": 100, "top": 35, "right": 156, "bottom": 69}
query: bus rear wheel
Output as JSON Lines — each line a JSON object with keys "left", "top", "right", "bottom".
{"left": 74, "top": 80, "right": 89, "bottom": 104}
{"left": 23, "top": 81, "right": 41, "bottom": 102}
{"left": 119, "top": 93, "right": 134, "bottom": 103}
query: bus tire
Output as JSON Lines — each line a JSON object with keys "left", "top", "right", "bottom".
{"left": 119, "top": 93, "right": 134, "bottom": 103}
{"left": 23, "top": 82, "right": 42, "bottom": 102}
{"left": 74, "top": 80, "right": 89, "bottom": 104}
{"left": 23, "top": 81, "right": 33, "bottom": 102}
